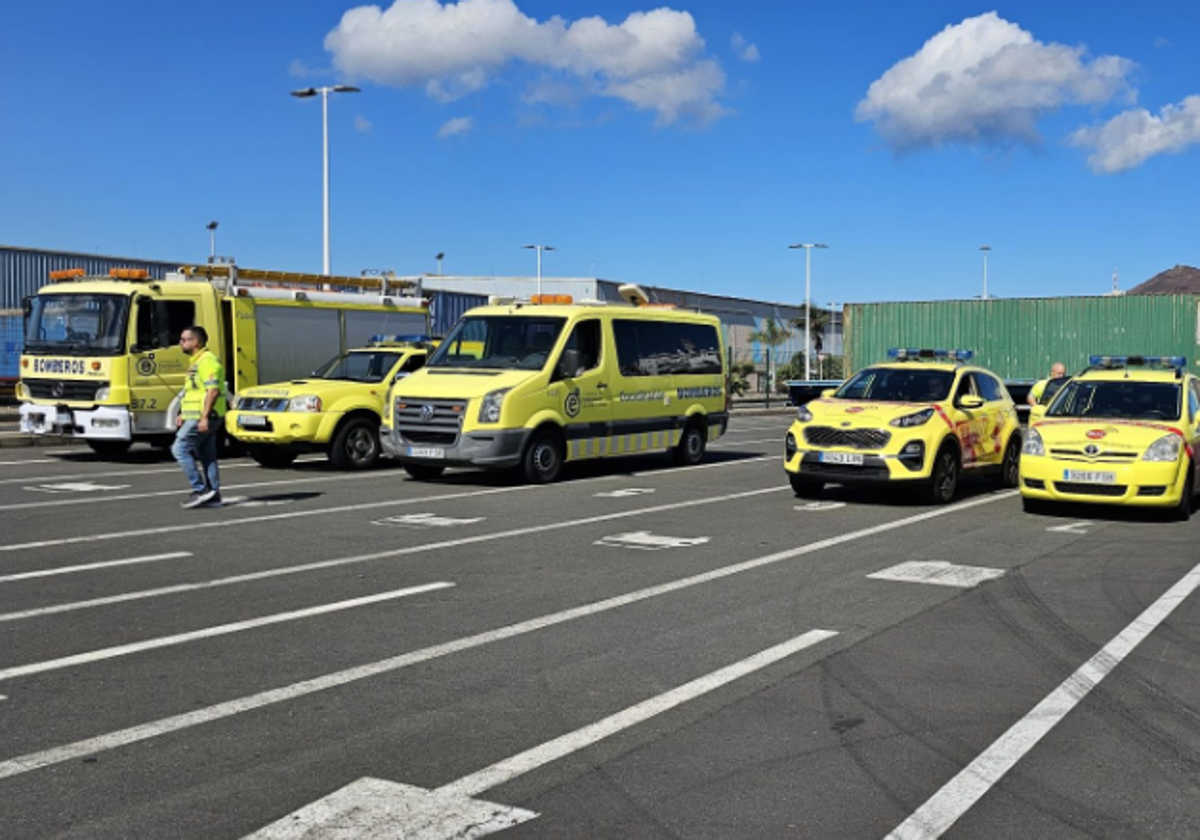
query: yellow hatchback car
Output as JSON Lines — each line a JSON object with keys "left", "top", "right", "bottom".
{"left": 1020, "top": 355, "right": 1200, "bottom": 519}
{"left": 784, "top": 349, "right": 1022, "bottom": 503}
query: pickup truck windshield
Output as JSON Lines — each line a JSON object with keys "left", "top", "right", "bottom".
{"left": 834, "top": 367, "right": 953, "bottom": 402}
{"left": 427, "top": 316, "right": 566, "bottom": 371}
{"left": 23, "top": 294, "right": 130, "bottom": 356}
{"left": 311, "top": 351, "right": 404, "bottom": 383}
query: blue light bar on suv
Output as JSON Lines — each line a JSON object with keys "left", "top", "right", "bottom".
{"left": 887, "top": 348, "right": 974, "bottom": 362}
{"left": 1088, "top": 355, "right": 1187, "bottom": 370}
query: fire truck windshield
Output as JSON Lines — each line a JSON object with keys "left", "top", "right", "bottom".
{"left": 24, "top": 294, "right": 130, "bottom": 356}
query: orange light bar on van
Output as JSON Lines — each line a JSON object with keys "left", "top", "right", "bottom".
{"left": 110, "top": 268, "right": 150, "bottom": 279}
{"left": 531, "top": 294, "right": 573, "bottom": 305}
{"left": 49, "top": 268, "right": 86, "bottom": 280}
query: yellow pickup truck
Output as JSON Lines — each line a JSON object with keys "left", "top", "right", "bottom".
{"left": 227, "top": 335, "right": 436, "bottom": 469}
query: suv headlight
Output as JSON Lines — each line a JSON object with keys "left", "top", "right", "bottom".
{"left": 289, "top": 395, "right": 322, "bottom": 412}
{"left": 1143, "top": 433, "right": 1182, "bottom": 462}
{"left": 1022, "top": 427, "right": 1045, "bottom": 456}
{"left": 796, "top": 405, "right": 813, "bottom": 422}
{"left": 478, "top": 388, "right": 510, "bottom": 424}
{"left": 890, "top": 408, "right": 934, "bottom": 428}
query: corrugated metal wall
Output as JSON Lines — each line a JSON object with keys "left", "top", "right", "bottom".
{"left": 1, "top": 246, "right": 179, "bottom": 309}
{"left": 429, "top": 290, "right": 488, "bottom": 336}
{"left": 845, "top": 295, "right": 1200, "bottom": 379}
{"left": 1, "top": 311, "right": 21, "bottom": 380}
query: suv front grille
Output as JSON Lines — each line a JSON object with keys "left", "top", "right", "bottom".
{"left": 804, "top": 426, "right": 891, "bottom": 450}
{"left": 395, "top": 397, "right": 467, "bottom": 446}
{"left": 24, "top": 379, "right": 109, "bottom": 401}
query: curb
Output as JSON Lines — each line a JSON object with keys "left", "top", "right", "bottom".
{"left": 0, "top": 433, "right": 84, "bottom": 449}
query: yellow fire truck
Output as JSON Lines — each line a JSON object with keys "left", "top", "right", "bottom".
{"left": 17, "top": 262, "right": 429, "bottom": 455}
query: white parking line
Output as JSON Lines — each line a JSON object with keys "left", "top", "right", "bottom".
{"left": 0, "top": 489, "right": 1015, "bottom": 781}
{"left": 0, "top": 552, "right": 192, "bottom": 583}
{"left": 0, "top": 459, "right": 54, "bottom": 466}
{"left": 0, "top": 456, "right": 774, "bottom": 553}
{"left": 0, "top": 456, "right": 327, "bottom": 486}
{"left": 886, "top": 559, "right": 1200, "bottom": 840}
{"left": 0, "top": 582, "right": 454, "bottom": 682}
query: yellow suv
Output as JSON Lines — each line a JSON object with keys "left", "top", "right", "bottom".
{"left": 228, "top": 335, "right": 435, "bottom": 470}
{"left": 1020, "top": 355, "right": 1200, "bottom": 519}
{"left": 784, "top": 349, "right": 1022, "bottom": 503}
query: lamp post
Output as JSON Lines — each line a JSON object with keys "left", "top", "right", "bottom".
{"left": 435, "top": 252, "right": 445, "bottom": 276}
{"left": 980, "top": 245, "right": 991, "bottom": 299}
{"left": 291, "top": 84, "right": 361, "bottom": 275}
{"left": 788, "top": 243, "right": 828, "bottom": 380}
{"left": 205, "top": 221, "right": 218, "bottom": 261}
{"left": 523, "top": 244, "right": 555, "bottom": 296}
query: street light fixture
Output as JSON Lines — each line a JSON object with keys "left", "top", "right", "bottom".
{"left": 788, "top": 243, "right": 828, "bottom": 381}
{"left": 523, "top": 244, "right": 556, "bottom": 296}
{"left": 205, "top": 221, "right": 218, "bottom": 261}
{"left": 291, "top": 84, "right": 361, "bottom": 275}
{"left": 980, "top": 245, "right": 991, "bottom": 300}
{"left": 435, "top": 252, "right": 445, "bottom": 276}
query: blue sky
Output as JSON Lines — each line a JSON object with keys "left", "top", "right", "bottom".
{"left": 2, "top": 0, "right": 1198, "bottom": 306}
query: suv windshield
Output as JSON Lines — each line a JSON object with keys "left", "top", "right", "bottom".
{"left": 1048, "top": 380, "right": 1181, "bottom": 420}
{"left": 427, "top": 316, "right": 566, "bottom": 371}
{"left": 311, "top": 351, "right": 404, "bottom": 382}
{"left": 834, "top": 367, "right": 953, "bottom": 402}
{"left": 24, "top": 293, "right": 130, "bottom": 356}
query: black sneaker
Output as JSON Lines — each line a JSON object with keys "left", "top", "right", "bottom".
{"left": 199, "top": 492, "right": 223, "bottom": 508}
{"left": 182, "top": 488, "right": 218, "bottom": 509}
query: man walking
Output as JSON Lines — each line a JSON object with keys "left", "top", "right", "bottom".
{"left": 173, "top": 326, "right": 227, "bottom": 508}
{"left": 1028, "top": 361, "right": 1067, "bottom": 406}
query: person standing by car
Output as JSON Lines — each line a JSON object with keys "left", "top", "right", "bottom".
{"left": 173, "top": 326, "right": 227, "bottom": 508}
{"left": 1027, "top": 361, "right": 1067, "bottom": 406}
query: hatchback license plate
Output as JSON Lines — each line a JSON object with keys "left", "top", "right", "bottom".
{"left": 238, "top": 415, "right": 268, "bottom": 428}
{"left": 1063, "top": 469, "right": 1116, "bottom": 484}
{"left": 820, "top": 451, "right": 863, "bottom": 466}
{"left": 408, "top": 447, "right": 445, "bottom": 459}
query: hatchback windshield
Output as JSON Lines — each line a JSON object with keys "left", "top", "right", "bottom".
{"left": 427, "top": 316, "right": 566, "bottom": 371}
{"left": 1048, "top": 380, "right": 1181, "bottom": 420}
{"left": 834, "top": 367, "right": 954, "bottom": 402}
{"left": 24, "top": 294, "right": 130, "bottom": 356}
{"left": 311, "top": 351, "right": 403, "bottom": 382}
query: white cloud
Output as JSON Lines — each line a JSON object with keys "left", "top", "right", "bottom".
{"left": 290, "top": 59, "right": 328, "bottom": 78}
{"left": 731, "top": 32, "right": 759, "bottom": 63}
{"left": 324, "top": 0, "right": 730, "bottom": 127}
{"left": 437, "top": 116, "right": 475, "bottom": 138}
{"left": 856, "top": 12, "right": 1135, "bottom": 151}
{"left": 354, "top": 114, "right": 374, "bottom": 133}
{"left": 1070, "top": 95, "right": 1200, "bottom": 173}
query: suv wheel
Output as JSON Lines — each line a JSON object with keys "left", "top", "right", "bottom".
{"left": 925, "top": 444, "right": 959, "bottom": 504}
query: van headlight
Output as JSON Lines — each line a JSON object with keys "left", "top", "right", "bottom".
{"left": 1143, "top": 433, "right": 1182, "bottom": 462}
{"left": 1022, "top": 428, "right": 1045, "bottom": 456}
{"left": 478, "top": 388, "right": 510, "bottom": 424}
{"left": 289, "top": 395, "right": 322, "bottom": 412}
{"left": 890, "top": 408, "right": 934, "bottom": 427}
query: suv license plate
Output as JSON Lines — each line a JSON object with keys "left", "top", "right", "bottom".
{"left": 408, "top": 447, "right": 445, "bottom": 459}
{"left": 238, "top": 415, "right": 268, "bottom": 428}
{"left": 1064, "top": 469, "right": 1116, "bottom": 484}
{"left": 819, "top": 451, "right": 863, "bottom": 466}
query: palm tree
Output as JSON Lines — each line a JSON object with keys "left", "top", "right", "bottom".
{"left": 789, "top": 308, "right": 830, "bottom": 355}
{"left": 750, "top": 318, "right": 796, "bottom": 393}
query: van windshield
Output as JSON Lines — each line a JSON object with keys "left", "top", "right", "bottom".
{"left": 427, "top": 316, "right": 566, "bottom": 371}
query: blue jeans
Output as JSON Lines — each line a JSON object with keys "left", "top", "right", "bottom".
{"left": 173, "top": 418, "right": 222, "bottom": 494}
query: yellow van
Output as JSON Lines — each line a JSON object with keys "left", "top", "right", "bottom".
{"left": 381, "top": 288, "right": 728, "bottom": 482}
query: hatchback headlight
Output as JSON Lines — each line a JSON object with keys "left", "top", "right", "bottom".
{"left": 890, "top": 408, "right": 934, "bottom": 428}
{"left": 478, "top": 388, "right": 510, "bottom": 424}
{"left": 1022, "top": 428, "right": 1045, "bottom": 456}
{"left": 289, "top": 395, "right": 322, "bottom": 412}
{"left": 1143, "top": 433, "right": 1182, "bottom": 462}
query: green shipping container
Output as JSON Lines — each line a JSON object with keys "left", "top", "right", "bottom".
{"left": 844, "top": 295, "right": 1200, "bottom": 380}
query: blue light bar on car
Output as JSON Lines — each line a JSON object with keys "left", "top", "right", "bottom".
{"left": 887, "top": 348, "right": 974, "bottom": 362}
{"left": 1088, "top": 355, "right": 1186, "bottom": 369}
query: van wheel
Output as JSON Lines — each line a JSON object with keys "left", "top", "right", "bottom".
{"left": 672, "top": 421, "right": 707, "bottom": 466}
{"left": 789, "top": 473, "right": 824, "bottom": 498}
{"left": 403, "top": 462, "right": 445, "bottom": 481}
{"left": 86, "top": 440, "right": 131, "bottom": 457}
{"left": 1174, "top": 467, "right": 1194, "bottom": 522}
{"left": 997, "top": 436, "right": 1021, "bottom": 488}
{"left": 329, "top": 417, "right": 379, "bottom": 470}
{"left": 248, "top": 445, "right": 297, "bottom": 469}
{"left": 523, "top": 429, "right": 564, "bottom": 484}
{"left": 925, "top": 444, "right": 959, "bottom": 504}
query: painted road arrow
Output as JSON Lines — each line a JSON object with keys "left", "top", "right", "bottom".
{"left": 246, "top": 630, "right": 838, "bottom": 839}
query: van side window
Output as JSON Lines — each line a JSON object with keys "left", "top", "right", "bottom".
{"left": 613, "top": 320, "right": 722, "bottom": 377}
{"left": 559, "top": 320, "right": 601, "bottom": 377}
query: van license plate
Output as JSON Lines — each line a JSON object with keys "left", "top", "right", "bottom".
{"left": 1064, "top": 469, "right": 1116, "bottom": 484}
{"left": 408, "top": 447, "right": 445, "bottom": 459}
{"left": 820, "top": 451, "right": 863, "bottom": 466}
{"left": 238, "top": 415, "right": 268, "bottom": 428}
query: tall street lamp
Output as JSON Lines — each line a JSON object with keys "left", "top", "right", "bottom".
{"left": 435, "top": 252, "right": 445, "bottom": 276}
{"left": 980, "top": 245, "right": 991, "bottom": 300}
{"left": 291, "top": 84, "right": 361, "bottom": 275}
{"left": 788, "top": 243, "right": 828, "bottom": 380}
{"left": 524, "top": 244, "right": 555, "bottom": 296}
{"left": 205, "top": 221, "right": 218, "bottom": 261}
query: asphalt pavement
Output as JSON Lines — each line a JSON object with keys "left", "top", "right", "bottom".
{"left": 1, "top": 417, "right": 1198, "bottom": 838}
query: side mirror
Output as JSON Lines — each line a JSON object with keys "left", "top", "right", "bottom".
{"left": 1030, "top": 404, "right": 1048, "bottom": 420}
{"left": 22, "top": 296, "right": 32, "bottom": 318}
{"left": 958, "top": 395, "right": 985, "bottom": 409}
{"left": 393, "top": 370, "right": 410, "bottom": 382}
{"left": 821, "top": 388, "right": 836, "bottom": 398}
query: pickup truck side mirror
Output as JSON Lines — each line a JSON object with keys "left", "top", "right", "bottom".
{"left": 1030, "top": 404, "right": 1048, "bottom": 420}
